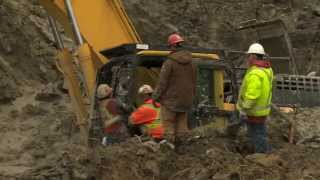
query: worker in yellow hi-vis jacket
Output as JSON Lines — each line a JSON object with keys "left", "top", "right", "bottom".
{"left": 236, "top": 43, "right": 274, "bottom": 153}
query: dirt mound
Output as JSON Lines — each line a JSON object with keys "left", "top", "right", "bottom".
{"left": 92, "top": 129, "right": 320, "bottom": 180}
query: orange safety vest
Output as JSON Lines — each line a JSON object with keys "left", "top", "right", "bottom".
{"left": 130, "top": 99, "right": 163, "bottom": 139}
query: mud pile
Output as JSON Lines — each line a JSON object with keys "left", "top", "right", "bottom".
{"left": 17, "top": 118, "right": 320, "bottom": 180}
{"left": 94, "top": 127, "right": 320, "bottom": 180}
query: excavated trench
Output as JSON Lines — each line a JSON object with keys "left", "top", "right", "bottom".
{"left": 0, "top": 0, "right": 320, "bottom": 179}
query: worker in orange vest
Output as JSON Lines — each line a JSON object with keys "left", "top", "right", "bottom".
{"left": 130, "top": 85, "right": 164, "bottom": 142}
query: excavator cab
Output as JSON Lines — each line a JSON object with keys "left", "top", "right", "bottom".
{"left": 94, "top": 44, "right": 228, "bottom": 133}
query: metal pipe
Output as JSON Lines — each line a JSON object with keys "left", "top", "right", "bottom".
{"left": 64, "top": 0, "right": 84, "bottom": 45}
{"left": 269, "top": 57, "right": 291, "bottom": 61}
{"left": 48, "top": 16, "right": 64, "bottom": 50}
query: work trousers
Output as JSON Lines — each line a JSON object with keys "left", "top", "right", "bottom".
{"left": 160, "top": 106, "right": 189, "bottom": 143}
{"left": 246, "top": 122, "right": 269, "bottom": 153}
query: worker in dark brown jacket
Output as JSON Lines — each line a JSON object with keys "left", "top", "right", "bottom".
{"left": 153, "top": 33, "right": 197, "bottom": 151}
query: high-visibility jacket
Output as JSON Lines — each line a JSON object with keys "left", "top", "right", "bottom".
{"left": 237, "top": 65, "right": 273, "bottom": 117}
{"left": 130, "top": 99, "right": 163, "bottom": 139}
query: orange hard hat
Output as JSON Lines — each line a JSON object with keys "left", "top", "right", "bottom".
{"left": 167, "top": 33, "right": 184, "bottom": 46}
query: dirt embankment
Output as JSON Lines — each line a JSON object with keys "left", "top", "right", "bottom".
{"left": 0, "top": 1, "right": 80, "bottom": 179}
{"left": 0, "top": 0, "right": 59, "bottom": 103}
{"left": 123, "top": 0, "right": 320, "bottom": 74}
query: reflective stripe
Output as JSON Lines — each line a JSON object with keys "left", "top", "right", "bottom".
{"left": 250, "top": 104, "right": 271, "bottom": 111}
{"left": 238, "top": 98, "right": 270, "bottom": 111}
{"left": 145, "top": 119, "right": 161, "bottom": 129}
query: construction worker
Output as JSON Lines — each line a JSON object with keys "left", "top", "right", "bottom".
{"left": 152, "top": 33, "right": 197, "bottom": 151}
{"left": 97, "top": 84, "right": 129, "bottom": 145}
{"left": 236, "top": 43, "right": 274, "bottom": 153}
{"left": 129, "top": 85, "right": 164, "bottom": 142}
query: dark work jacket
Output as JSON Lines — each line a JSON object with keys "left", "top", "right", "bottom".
{"left": 153, "top": 50, "right": 197, "bottom": 112}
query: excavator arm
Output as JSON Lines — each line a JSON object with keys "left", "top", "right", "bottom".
{"left": 40, "top": 0, "right": 141, "bottom": 51}
{"left": 39, "top": 0, "right": 142, "bottom": 145}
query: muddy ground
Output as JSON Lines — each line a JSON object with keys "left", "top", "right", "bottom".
{"left": 12, "top": 113, "right": 320, "bottom": 180}
{"left": 95, "top": 127, "right": 320, "bottom": 180}
{"left": 0, "top": 0, "right": 320, "bottom": 179}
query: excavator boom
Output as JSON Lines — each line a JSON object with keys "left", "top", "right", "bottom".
{"left": 40, "top": 0, "right": 141, "bottom": 50}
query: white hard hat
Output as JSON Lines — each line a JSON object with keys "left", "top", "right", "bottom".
{"left": 138, "top": 84, "right": 153, "bottom": 94}
{"left": 97, "top": 84, "right": 113, "bottom": 99}
{"left": 247, "top": 43, "right": 266, "bottom": 55}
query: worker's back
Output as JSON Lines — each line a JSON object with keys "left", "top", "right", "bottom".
{"left": 158, "top": 50, "right": 197, "bottom": 112}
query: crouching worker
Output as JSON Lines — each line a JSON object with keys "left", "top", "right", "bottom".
{"left": 129, "top": 85, "right": 164, "bottom": 142}
{"left": 97, "top": 84, "right": 130, "bottom": 145}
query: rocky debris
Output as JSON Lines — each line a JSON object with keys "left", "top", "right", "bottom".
{"left": 86, "top": 130, "right": 320, "bottom": 180}
{"left": 294, "top": 107, "right": 320, "bottom": 140}
{"left": 270, "top": 106, "right": 320, "bottom": 146}
{"left": 0, "top": 55, "right": 21, "bottom": 103}
{"left": 245, "top": 153, "right": 283, "bottom": 168}
{"left": 35, "top": 83, "right": 61, "bottom": 102}
{"left": 21, "top": 104, "right": 48, "bottom": 116}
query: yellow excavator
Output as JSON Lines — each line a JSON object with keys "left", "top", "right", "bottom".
{"left": 39, "top": 0, "right": 233, "bottom": 145}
